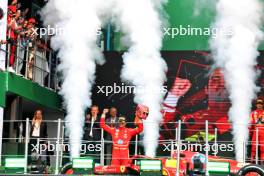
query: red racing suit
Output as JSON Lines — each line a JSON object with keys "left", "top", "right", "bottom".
{"left": 250, "top": 110, "right": 264, "bottom": 160}
{"left": 7, "top": 15, "right": 18, "bottom": 67}
{"left": 100, "top": 118, "right": 143, "bottom": 166}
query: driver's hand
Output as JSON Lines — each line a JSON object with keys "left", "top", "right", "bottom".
{"left": 170, "top": 77, "right": 191, "bottom": 97}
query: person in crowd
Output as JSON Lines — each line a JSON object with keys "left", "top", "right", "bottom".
{"left": 4, "top": 0, "right": 51, "bottom": 81}
{"left": 84, "top": 105, "right": 101, "bottom": 162}
{"left": 25, "top": 17, "right": 37, "bottom": 79}
{"left": 29, "top": 109, "right": 50, "bottom": 166}
{"left": 34, "top": 38, "right": 49, "bottom": 85}
{"left": 100, "top": 105, "right": 147, "bottom": 166}
{"left": 106, "top": 107, "right": 118, "bottom": 127}
{"left": 15, "top": 16, "right": 27, "bottom": 74}
{"left": 6, "top": 5, "right": 18, "bottom": 72}
{"left": 30, "top": 109, "right": 47, "bottom": 139}
{"left": 105, "top": 107, "right": 118, "bottom": 164}
{"left": 250, "top": 98, "right": 264, "bottom": 164}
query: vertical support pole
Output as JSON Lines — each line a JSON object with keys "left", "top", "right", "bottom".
{"left": 15, "top": 36, "right": 20, "bottom": 74}
{"left": 48, "top": 51, "right": 52, "bottom": 88}
{"left": 7, "top": 30, "right": 11, "bottom": 69}
{"left": 170, "top": 140, "right": 173, "bottom": 158}
{"left": 0, "top": 108, "right": 4, "bottom": 166}
{"left": 176, "top": 120, "right": 181, "bottom": 176}
{"left": 0, "top": 0, "right": 8, "bottom": 70}
{"left": 214, "top": 128, "right": 217, "bottom": 157}
{"left": 25, "top": 46, "right": 29, "bottom": 79}
{"left": 55, "top": 119, "right": 61, "bottom": 175}
{"left": 175, "top": 127, "right": 178, "bottom": 157}
{"left": 205, "top": 120, "right": 209, "bottom": 176}
{"left": 55, "top": 56, "right": 59, "bottom": 91}
{"left": 256, "top": 128, "right": 259, "bottom": 165}
{"left": 60, "top": 125, "right": 65, "bottom": 167}
{"left": 135, "top": 135, "right": 138, "bottom": 155}
{"left": 24, "top": 118, "right": 29, "bottom": 173}
{"left": 243, "top": 140, "right": 246, "bottom": 164}
{"left": 32, "top": 44, "right": 37, "bottom": 82}
{"left": 37, "top": 138, "right": 40, "bottom": 154}
{"left": 100, "top": 128, "right": 104, "bottom": 165}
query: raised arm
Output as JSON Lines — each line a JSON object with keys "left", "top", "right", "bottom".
{"left": 130, "top": 120, "right": 143, "bottom": 136}
{"left": 100, "top": 109, "right": 113, "bottom": 134}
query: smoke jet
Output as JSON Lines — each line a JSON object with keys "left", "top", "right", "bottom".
{"left": 42, "top": 0, "right": 167, "bottom": 158}
{"left": 42, "top": 0, "right": 104, "bottom": 158}
{"left": 114, "top": 0, "right": 168, "bottom": 157}
{"left": 210, "top": 0, "right": 263, "bottom": 161}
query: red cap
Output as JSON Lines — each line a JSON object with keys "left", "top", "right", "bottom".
{"left": 8, "top": 5, "right": 16, "bottom": 13}
{"left": 28, "top": 18, "right": 36, "bottom": 24}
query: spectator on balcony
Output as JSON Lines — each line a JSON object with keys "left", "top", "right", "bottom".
{"left": 3, "top": 0, "right": 53, "bottom": 84}
{"left": 34, "top": 38, "right": 49, "bottom": 86}
{"left": 6, "top": 5, "right": 18, "bottom": 72}
{"left": 16, "top": 17, "right": 27, "bottom": 74}
{"left": 17, "top": 19, "right": 32, "bottom": 75}
{"left": 26, "top": 17, "right": 37, "bottom": 80}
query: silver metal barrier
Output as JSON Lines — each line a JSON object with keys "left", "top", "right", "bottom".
{"left": 205, "top": 120, "right": 209, "bottom": 176}
{"left": 176, "top": 120, "right": 181, "bottom": 176}
{"left": 24, "top": 118, "right": 29, "bottom": 173}
{"left": 55, "top": 118, "right": 61, "bottom": 174}
{"left": 214, "top": 128, "right": 217, "bottom": 157}
{"left": 243, "top": 140, "right": 246, "bottom": 164}
{"left": 134, "top": 134, "right": 138, "bottom": 156}
{"left": 0, "top": 118, "right": 263, "bottom": 174}
{"left": 100, "top": 128, "right": 104, "bottom": 165}
{"left": 2, "top": 36, "right": 59, "bottom": 91}
{"left": 256, "top": 128, "right": 259, "bottom": 165}
{"left": 60, "top": 125, "right": 65, "bottom": 167}
{"left": 170, "top": 139, "right": 173, "bottom": 158}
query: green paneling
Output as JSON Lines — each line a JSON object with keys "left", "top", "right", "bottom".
{"left": 113, "top": 0, "right": 264, "bottom": 51}
{"left": 0, "top": 71, "right": 61, "bottom": 110}
{"left": 0, "top": 72, "right": 7, "bottom": 106}
{"left": 162, "top": 0, "right": 214, "bottom": 50}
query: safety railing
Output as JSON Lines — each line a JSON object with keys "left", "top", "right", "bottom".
{"left": 0, "top": 119, "right": 263, "bottom": 174}
{"left": 1, "top": 32, "right": 60, "bottom": 91}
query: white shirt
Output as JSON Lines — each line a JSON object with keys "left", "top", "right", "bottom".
{"left": 89, "top": 117, "right": 96, "bottom": 137}
{"left": 110, "top": 117, "right": 116, "bottom": 124}
{"left": 32, "top": 122, "right": 40, "bottom": 137}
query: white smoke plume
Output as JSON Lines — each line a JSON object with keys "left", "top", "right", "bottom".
{"left": 114, "top": 0, "right": 168, "bottom": 157}
{"left": 193, "top": 0, "right": 215, "bottom": 17}
{"left": 41, "top": 0, "right": 105, "bottom": 158}
{"left": 42, "top": 0, "right": 166, "bottom": 158}
{"left": 210, "top": 0, "right": 263, "bottom": 161}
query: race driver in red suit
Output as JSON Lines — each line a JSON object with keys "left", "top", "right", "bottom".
{"left": 162, "top": 68, "right": 231, "bottom": 139}
{"left": 100, "top": 105, "right": 148, "bottom": 166}
{"left": 250, "top": 98, "right": 264, "bottom": 163}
